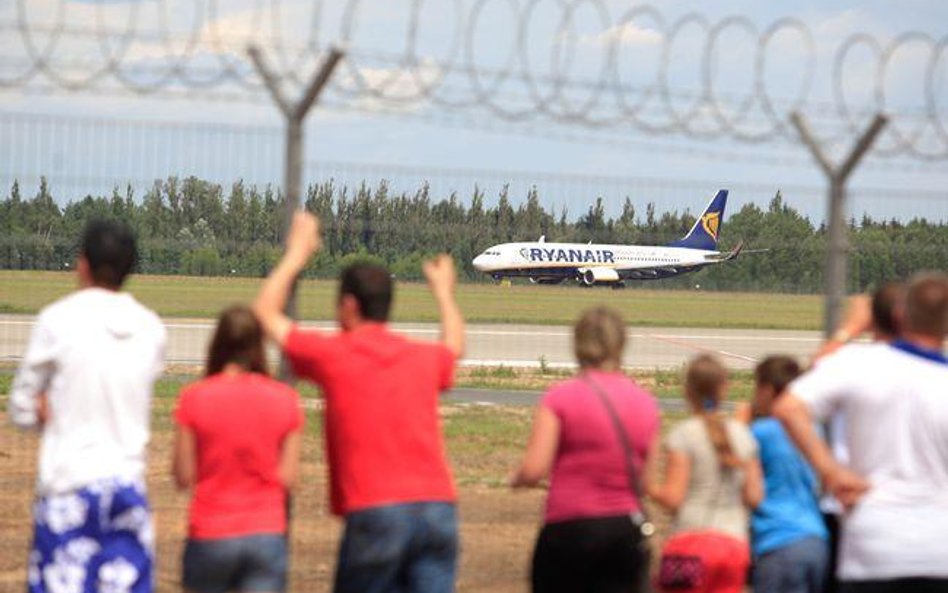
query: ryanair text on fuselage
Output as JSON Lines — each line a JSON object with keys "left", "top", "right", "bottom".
{"left": 522, "top": 247, "right": 616, "bottom": 264}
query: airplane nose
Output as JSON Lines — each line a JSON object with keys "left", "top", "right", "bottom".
{"left": 472, "top": 254, "right": 487, "bottom": 271}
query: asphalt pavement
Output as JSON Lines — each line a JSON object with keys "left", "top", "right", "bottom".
{"left": 0, "top": 314, "right": 825, "bottom": 371}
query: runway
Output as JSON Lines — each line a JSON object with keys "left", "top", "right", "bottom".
{"left": 0, "top": 314, "right": 824, "bottom": 370}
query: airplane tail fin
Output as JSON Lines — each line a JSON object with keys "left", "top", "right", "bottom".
{"left": 669, "top": 189, "right": 728, "bottom": 251}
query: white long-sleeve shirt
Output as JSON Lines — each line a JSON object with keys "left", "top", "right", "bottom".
{"left": 10, "top": 288, "right": 166, "bottom": 495}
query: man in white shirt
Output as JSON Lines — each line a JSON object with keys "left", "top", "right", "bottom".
{"left": 10, "top": 219, "right": 166, "bottom": 593}
{"left": 813, "top": 282, "right": 903, "bottom": 593}
{"left": 775, "top": 272, "right": 948, "bottom": 593}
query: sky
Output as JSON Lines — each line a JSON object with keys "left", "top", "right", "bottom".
{"left": 0, "top": 0, "right": 946, "bottom": 223}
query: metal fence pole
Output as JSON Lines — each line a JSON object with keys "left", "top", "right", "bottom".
{"left": 790, "top": 112, "right": 888, "bottom": 336}
{"left": 248, "top": 45, "right": 345, "bottom": 380}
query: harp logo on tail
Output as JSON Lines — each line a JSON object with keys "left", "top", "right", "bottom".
{"left": 701, "top": 212, "right": 720, "bottom": 240}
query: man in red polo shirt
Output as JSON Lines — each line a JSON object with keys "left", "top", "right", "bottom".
{"left": 254, "top": 211, "right": 465, "bottom": 593}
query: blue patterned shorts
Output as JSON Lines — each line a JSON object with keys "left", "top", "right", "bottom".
{"left": 28, "top": 478, "right": 153, "bottom": 593}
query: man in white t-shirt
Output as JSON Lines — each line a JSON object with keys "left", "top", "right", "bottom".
{"left": 775, "top": 272, "right": 948, "bottom": 593}
{"left": 10, "top": 220, "right": 166, "bottom": 593}
{"left": 814, "top": 282, "right": 904, "bottom": 593}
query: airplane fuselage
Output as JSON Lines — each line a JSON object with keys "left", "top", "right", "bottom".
{"left": 473, "top": 189, "right": 740, "bottom": 285}
{"left": 473, "top": 241, "right": 723, "bottom": 284}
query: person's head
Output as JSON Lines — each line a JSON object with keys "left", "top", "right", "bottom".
{"left": 751, "top": 355, "right": 802, "bottom": 419}
{"left": 900, "top": 272, "right": 948, "bottom": 342}
{"left": 77, "top": 219, "right": 137, "bottom": 289}
{"left": 684, "top": 354, "right": 740, "bottom": 468}
{"left": 206, "top": 306, "right": 269, "bottom": 377}
{"left": 684, "top": 354, "right": 729, "bottom": 412}
{"left": 573, "top": 306, "right": 626, "bottom": 371}
{"left": 337, "top": 263, "right": 394, "bottom": 330}
{"left": 871, "top": 282, "right": 904, "bottom": 341}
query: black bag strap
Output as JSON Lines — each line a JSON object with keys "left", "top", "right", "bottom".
{"left": 583, "top": 374, "right": 653, "bottom": 534}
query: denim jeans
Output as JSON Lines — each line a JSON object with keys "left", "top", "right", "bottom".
{"left": 334, "top": 502, "right": 458, "bottom": 593}
{"left": 183, "top": 534, "right": 287, "bottom": 593}
{"left": 754, "top": 535, "right": 829, "bottom": 593}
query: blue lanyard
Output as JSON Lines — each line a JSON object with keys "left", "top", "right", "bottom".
{"left": 890, "top": 339, "right": 948, "bottom": 365}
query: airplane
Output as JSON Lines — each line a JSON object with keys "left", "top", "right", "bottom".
{"left": 471, "top": 189, "right": 744, "bottom": 288}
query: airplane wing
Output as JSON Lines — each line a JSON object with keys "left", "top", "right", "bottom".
{"left": 621, "top": 264, "right": 703, "bottom": 279}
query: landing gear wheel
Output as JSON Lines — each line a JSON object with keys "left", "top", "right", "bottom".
{"left": 612, "top": 281, "right": 626, "bottom": 290}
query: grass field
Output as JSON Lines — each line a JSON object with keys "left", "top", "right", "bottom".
{"left": 0, "top": 364, "right": 757, "bottom": 401}
{"left": 0, "top": 270, "right": 824, "bottom": 329}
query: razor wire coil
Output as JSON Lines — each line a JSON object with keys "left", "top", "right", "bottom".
{"left": 1, "top": 0, "right": 947, "bottom": 158}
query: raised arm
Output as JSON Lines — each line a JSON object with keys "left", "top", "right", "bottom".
{"left": 773, "top": 392, "right": 868, "bottom": 509}
{"left": 253, "top": 211, "right": 321, "bottom": 346}
{"left": 423, "top": 254, "right": 465, "bottom": 359}
{"left": 814, "top": 295, "right": 873, "bottom": 361}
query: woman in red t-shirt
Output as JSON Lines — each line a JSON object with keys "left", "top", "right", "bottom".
{"left": 511, "top": 306, "right": 661, "bottom": 593}
{"left": 172, "top": 306, "right": 304, "bottom": 593}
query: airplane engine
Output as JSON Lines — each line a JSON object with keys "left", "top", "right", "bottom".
{"left": 579, "top": 267, "right": 620, "bottom": 286}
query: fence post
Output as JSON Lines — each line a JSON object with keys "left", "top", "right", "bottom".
{"left": 248, "top": 45, "right": 345, "bottom": 380}
{"left": 790, "top": 112, "right": 888, "bottom": 337}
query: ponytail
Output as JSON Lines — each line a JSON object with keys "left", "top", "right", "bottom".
{"left": 684, "top": 355, "right": 740, "bottom": 469}
{"left": 702, "top": 410, "right": 741, "bottom": 469}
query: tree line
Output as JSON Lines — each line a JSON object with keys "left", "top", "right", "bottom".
{"left": 1, "top": 177, "right": 945, "bottom": 293}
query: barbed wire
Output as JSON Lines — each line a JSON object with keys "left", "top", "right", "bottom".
{"left": 1, "top": 0, "right": 947, "bottom": 158}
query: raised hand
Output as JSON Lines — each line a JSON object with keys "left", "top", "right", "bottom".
{"left": 423, "top": 254, "right": 464, "bottom": 358}
{"left": 286, "top": 210, "right": 321, "bottom": 265}
{"left": 423, "top": 254, "right": 457, "bottom": 299}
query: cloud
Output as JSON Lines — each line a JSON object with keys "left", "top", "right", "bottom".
{"left": 575, "top": 22, "right": 663, "bottom": 48}
{"left": 334, "top": 59, "right": 444, "bottom": 113}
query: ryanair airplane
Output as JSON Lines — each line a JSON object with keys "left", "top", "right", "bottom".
{"left": 472, "top": 190, "right": 743, "bottom": 287}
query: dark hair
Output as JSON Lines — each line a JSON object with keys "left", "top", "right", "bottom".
{"left": 751, "top": 356, "right": 802, "bottom": 419}
{"left": 871, "top": 282, "right": 903, "bottom": 339}
{"left": 206, "top": 306, "right": 269, "bottom": 377}
{"left": 339, "top": 263, "right": 393, "bottom": 322}
{"left": 81, "top": 219, "right": 137, "bottom": 288}
{"left": 684, "top": 354, "right": 740, "bottom": 469}
{"left": 904, "top": 272, "right": 948, "bottom": 340}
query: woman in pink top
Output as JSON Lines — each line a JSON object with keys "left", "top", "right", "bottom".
{"left": 511, "top": 306, "right": 661, "bottom": 593}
